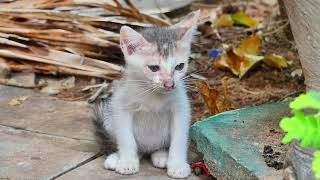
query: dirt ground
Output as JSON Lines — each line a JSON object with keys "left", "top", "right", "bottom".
{"left": 189, "top": 31, "right": 304, "bottom": 123}
{"left": 262, "top": 130, "right": 287, "bottom": 170}
{"left": 189, "top": 1, "right": 305, "bottom": 123}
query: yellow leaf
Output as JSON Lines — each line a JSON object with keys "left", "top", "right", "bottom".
{"left": 231, "top": 11, "right": 258, "bottom": 27}
{"left": 240, "top": 54, "right": 264, "bottom": 78}
{"left": 8, "top": 95, "right": 29, "bottom": 106}
{"left": 215, "top": 14, "right": 234, "bottom": 28}
{"left": 237, "top": 34, "right": 262, "bottom": 55}
{"left": 213, "top": 49, "right": 241, "bottom": 76}
{"left": 213, "top": 33, "right": 280, "bottom": 78}
{"left": 263, "top": 54, "right": 288, "bottom": 68}
{"left": 213, "top": 48, "right": 263, "bottom": 78}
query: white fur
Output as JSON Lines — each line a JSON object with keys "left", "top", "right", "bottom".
{"left": 103, "top": 71, "right": 192, "bottom": 178}
{"left": 101, "top": 10, "right": 200, "bottom": 179}
{"left": 151, "top": 150, "right": 168, "bottom": 168}
{"left": 104, "top": 152, "right": 118, "bottom": 170}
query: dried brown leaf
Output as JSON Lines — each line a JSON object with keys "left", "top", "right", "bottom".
{"left": 214, "top": 34, "right": 265, "bottom": 78}
{"left": 215, "top": 14, "right": 234, "bottom": 28}
{"left": 8, "top": 95, "right": 29, "bottom": 106}
{"left": 220, "top": 77, "right": 234, "bottom": 112}
{"left": 263, "top": 54, "right": 288, "bottom": 69}
{"left": 196, "top": 80, "right": 220, "bottom": 115}
{"left": 237, "top": 34, "right": 262, "bottom": 55}
{"left": 213, "top": 48, "right": 242, "bottom": 76}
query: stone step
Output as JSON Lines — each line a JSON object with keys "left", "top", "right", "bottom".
{"left": 190, "top": 102, "right": 290, "bottom": 179}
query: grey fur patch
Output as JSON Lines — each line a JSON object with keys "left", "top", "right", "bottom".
{"left": 93, "top": 97, "right": 116, "bottom": 154}
{"left": 140, "top": 27, "right": 179, "bottom": 58}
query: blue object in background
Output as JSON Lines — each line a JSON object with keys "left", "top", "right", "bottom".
{"left": 209, "top": 49, "right": 224, "bottom": 58}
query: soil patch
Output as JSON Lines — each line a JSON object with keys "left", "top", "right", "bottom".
{"left": 262, "top": 129, "right": 288, "bottom": 170}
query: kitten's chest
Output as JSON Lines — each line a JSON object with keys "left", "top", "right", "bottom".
{"left": 134, "top": 93, "right": 173, "bottom": 112}
{"left": 133, "top": 110, "right": 171, "bottom": 152}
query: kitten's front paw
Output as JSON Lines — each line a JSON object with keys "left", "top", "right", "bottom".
{"left": 151, "top": 150, "right": 168, "bottom": 168}
{"left": 104, "top": 153, "right": 118, "bottom": 170}
{"left": 115, "top": 157, "right": 139, "bottom": 175}
{"left": 167, "top": 162, "right": 191, "bottom": 179}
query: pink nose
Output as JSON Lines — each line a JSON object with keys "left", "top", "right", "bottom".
{"left": 164, "top": 81, "right": 174, "bottom": 91}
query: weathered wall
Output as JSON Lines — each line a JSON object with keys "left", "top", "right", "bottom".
{"left": 283, "top": 0, "right": 320, "bottom": 91}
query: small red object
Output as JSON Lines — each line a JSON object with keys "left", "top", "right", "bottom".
{"left": 191, "top": 162, "right": 209, "bottom": 175}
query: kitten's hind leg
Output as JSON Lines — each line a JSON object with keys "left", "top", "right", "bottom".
{"left": 104, "top": 152, "right": 119, "bottom": 170}
{"left": 151, "top": 150, "right": 168, "bottom": 169}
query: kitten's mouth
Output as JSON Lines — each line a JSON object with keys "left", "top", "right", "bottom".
{"left": 164, "top": 86, "right": 174, "bottom": 91}
{"left": 163, "top": 82, "right": 175, "bottom": 91}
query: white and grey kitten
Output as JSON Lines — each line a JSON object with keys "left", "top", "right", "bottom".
{"left": 94, "top": 10, "right": 200, "bottom": 179}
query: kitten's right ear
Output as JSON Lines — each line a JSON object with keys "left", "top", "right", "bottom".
{"left": 170, "top": 10, "right": 200, "bottom": 49}
{"left": 171, "top": 10, "right": 200, "bottom": 30}
{"left": 120, "top": 26, "right": 147, "bottom": 56}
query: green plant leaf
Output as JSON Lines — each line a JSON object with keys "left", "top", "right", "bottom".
{"left": 280, "top": 116, "right": 305, "bottom": 144}
{"left": 314, "top": 130, "right": 320, "bottom": 148}
{"left": 282, "top": 132, "right": 299, "bottom": 144}
{"left": 280, "top": 105, "right": 320, "bottom": 148}
{"left": 280, "top": 92, "right": 320, "bottom": 178}
{"left": 313, "top": 151, "right": 320, "bottom": 179}
{"left": 281, "top": 119, "right": 295, "bottom": 132}
{"left": 290, "top": 92, "right": 320, "bottom": 110}
{"left": 300, "top": 116, "right": 317, "bottom": 147}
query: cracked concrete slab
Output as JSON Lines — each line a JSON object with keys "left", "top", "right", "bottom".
{"left": 0, "top": 125, "right": 98, "bottom": 179}
{"left": 0, "top": 85, "right": 203, "bottom": 179}
{"left": 59, "top": 156, "right": 201, "bottom": 180}
{"left": 0, "top": 85, "right": 94, "bottom": 140}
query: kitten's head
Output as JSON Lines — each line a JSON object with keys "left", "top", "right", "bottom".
{"left": 120, "top": 10, "right": 200, "bottom": 91}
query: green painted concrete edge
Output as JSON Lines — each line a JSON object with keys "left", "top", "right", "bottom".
{"left": 190, "top": 101, "right": 290, "bottom": 179}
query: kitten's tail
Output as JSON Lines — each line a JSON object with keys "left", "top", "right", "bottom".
{"left": 93, "top": 97, "right": 116, "bottom": 154}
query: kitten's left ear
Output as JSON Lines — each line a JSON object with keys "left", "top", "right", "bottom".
{"left": 120, "top": 26, "right": 148, "bottom": 56}
{"left": 171, "top": 10, "right": 200, "bottom": 46}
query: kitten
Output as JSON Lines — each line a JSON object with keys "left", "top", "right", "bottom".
{"left": 94, "top": 10, "right": 200, "bottom": 179}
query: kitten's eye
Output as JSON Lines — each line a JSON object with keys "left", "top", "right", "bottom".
{"left": 175, "top": 63, "right": 185, "bottom": 71}
{"left": 148, "top": 65, "right": 160, "bottom": 72}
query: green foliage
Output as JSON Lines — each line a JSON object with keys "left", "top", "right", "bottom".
{"left": 280, "top": 92, "right": 320, "bottom": 178}
{"left": 290, "top": 92, "right": 320, "bottom": 110}
{"left": 313, "top": 152, "right": 320, "bottom": 179}
{"left": 280, "top": 111, "right": 320, "bottom": 148}
{"left": 280, "top": 92, "right": 320, "bottom": 148}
